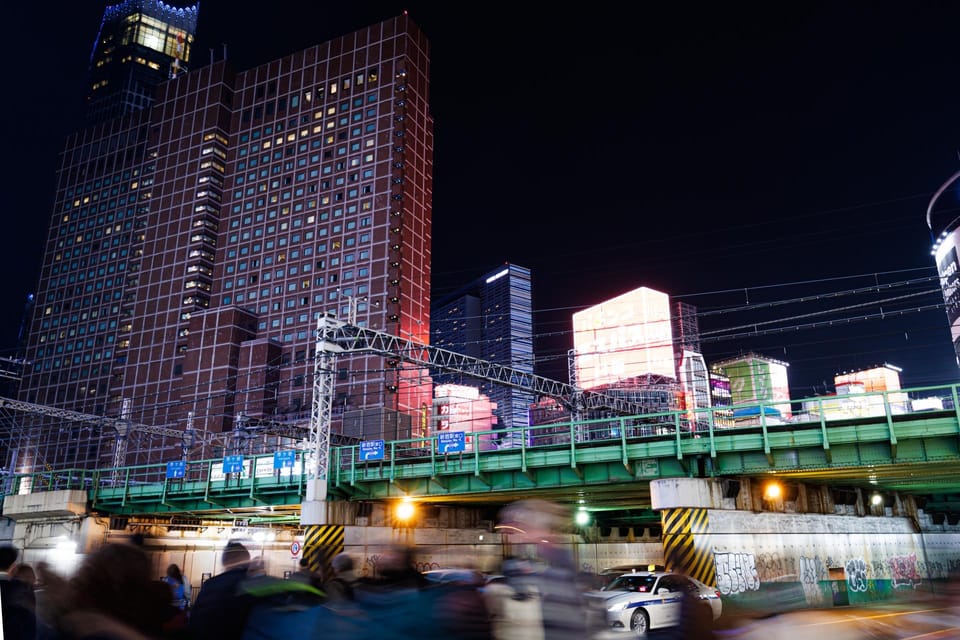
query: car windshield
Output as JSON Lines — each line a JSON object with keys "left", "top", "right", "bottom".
{"left": 604, "top": 575, "right": 658, "bottom": 592}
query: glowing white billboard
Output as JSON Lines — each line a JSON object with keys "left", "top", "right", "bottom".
{"left": 572, "top": 286, "right": 675, "bottom": 390}
{"left": 935, "top": 229, "right": 960, "bottom": 366}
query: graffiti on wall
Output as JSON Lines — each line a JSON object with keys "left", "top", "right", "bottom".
{"left": 889, "top": 554, "right": 921, "bottom": 589}
{"left": 714, "top": 551, "right": 760, "bottom": 595}
{"left": 798, "top": 555, "right": 826, "bottom": 606}
{"left": 845, "top": 558, "right": 868, "bottom": 592}
{"left": 754, "top": 551, "right": 796, "bottom": 582}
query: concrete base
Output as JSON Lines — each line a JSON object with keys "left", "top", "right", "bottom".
{"left": 3, "top": 489, "right": 88, "bottom": 520}
{"left": 300, "top": 499, "right": 328, "bottom": 525}
{"left": 650, "top": 478, "right": 722, "bottom": 510}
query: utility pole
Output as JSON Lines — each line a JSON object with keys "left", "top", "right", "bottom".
{"left": 300, "top": 313, "right": 343, "bottom": 525}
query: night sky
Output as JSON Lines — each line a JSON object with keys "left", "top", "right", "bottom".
{"left": 5, "top": 1, "right": 960, "bottom": 396}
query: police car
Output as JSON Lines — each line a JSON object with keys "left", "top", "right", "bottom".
{"left": 585, "top": 567, "right": 722, "bottom": 636}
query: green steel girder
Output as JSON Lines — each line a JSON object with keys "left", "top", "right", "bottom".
{"left": 9, "top": 407, "right": 960, "bottom": 520}
{"left": 326, "top": 458, "right": 688, "bottom": 503}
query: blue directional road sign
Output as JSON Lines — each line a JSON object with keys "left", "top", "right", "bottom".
{"left": 222, "top": 454, "right": 245, "bottom": 474}
{"left": 166, "top": 460, "right": 186, "bottom": 479}
{"left": 359, "top": 439, "right": 385, "bottom": 461}
{"left": 438, "top": 430, "right": 466, "bottom": 454}
{"left": 274, "top": 450, "right": 296, "bottom": 470}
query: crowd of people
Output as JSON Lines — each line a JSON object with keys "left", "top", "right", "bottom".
{"left": 0, "top": 499, "right": 689, "bottom": 639}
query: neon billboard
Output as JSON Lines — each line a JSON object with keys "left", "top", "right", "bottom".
{"left": 572, "top": 286, "right": 675, "bottom": 390}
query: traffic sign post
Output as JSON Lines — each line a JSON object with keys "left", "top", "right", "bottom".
{"left": 222, "top": 454, "right": 244, "bottom": 475}
{"left": 359, "top": 439, "right": 385, "bottom": 462}
{"left": 274, "top": 450, "right": 296, "bottom": 469}
{"left": 438, "top": 430, "right": 466, "bottom": 454}
{"left": 274, "top": 449, "right": 297, "bottom": 480}
{"left": 166, "top": 460, "right": 186, "bottom": 479}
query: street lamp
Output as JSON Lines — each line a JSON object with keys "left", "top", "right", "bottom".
{"left": 395, "top": 497, "right": 415, "bottom": 524}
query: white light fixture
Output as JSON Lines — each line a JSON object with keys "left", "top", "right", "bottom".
{"left": 575, "top": 508, "right": 590, "bottom": 526}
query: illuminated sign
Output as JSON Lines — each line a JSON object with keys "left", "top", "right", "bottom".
{"left": 936, "top": 231, "right": 960, "bottom": 363}
{"left": 572, "top": 286, "right": 675, "bottom": 389}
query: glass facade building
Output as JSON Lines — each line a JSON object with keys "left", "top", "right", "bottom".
{"left": 431, "top": 264, "right": 535, "bottom": 432}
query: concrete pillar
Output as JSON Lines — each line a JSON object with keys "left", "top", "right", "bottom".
{"left": 650, "top": 478, "right": 718, "bottom": 588}
{"left": 303, "top": 524, "right": 344, "bottom": 576}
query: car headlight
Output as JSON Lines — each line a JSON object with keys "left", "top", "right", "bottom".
{"left": 607, "top": 602, "right": 628, "bottom": 612}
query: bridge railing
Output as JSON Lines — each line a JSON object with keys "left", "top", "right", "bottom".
{"left": 2, "top": 382, "right": 958, "bottom": 499}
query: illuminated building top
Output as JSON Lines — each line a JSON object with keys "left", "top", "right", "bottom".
{"left": 572, "top": 286, "right": 676, "bottom": 389}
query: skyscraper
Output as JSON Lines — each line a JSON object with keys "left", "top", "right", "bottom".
{"left": 15, "top": 5, "right": 433, "bottom": 473}
{"left": 431, "top": 264, "right": 534, "bottom": 431}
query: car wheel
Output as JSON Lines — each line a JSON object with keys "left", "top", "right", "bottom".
{"left": 629, "top": 609, "right": 649, "bottom": 636}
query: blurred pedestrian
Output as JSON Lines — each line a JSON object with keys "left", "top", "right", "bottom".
{"left": 12, "top": 562, "right": 37, "bottom": 587}
{"left": 34, "top": 560, "right": 70, "bottom": 638}
{"left": 160, "top": 563, "right": 192, "bottom": 633}
{"left": 290, "top": 556, "right": 324, "bottom": 591}
{"left": 354, "top": 544, "right": 492, "bottom": 639}
{"left": 492, "top": 499, "right": 591, "bottom": 640}
{"left": 483, "top": 557, "right": 544, "bottom": 640}
{"left": 162, "top": 563, "right": 192, "bottom": 612}
{"left": 189, "top": 540, "right": 256, "bottom": 639}
{"left": 53, "top": 541, "right": 172, "bottom": 639}
{"left": 323, "top": 552, "right": 357, "bottom": 602}
{"left": 352, "top": 544, "right": 431, "bottom": 638}
{"left": 0, "top": 544, "right": 36, "bottom": 640}
{"left": 665, "top": 573, "right": 716, "bottom": 640}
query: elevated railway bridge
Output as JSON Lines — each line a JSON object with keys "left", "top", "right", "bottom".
{"left": 5, "top": 383, "right": 960, "bottom": 525}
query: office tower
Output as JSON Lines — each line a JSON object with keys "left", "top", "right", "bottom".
{"left": 431, "top": 264, "right": 534, "bottom": 432}
{"left": 16, "top": 7, "right": 433, "bottom": 473}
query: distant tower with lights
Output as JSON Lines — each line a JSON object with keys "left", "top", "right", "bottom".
{"left": 85, "top": 0, "right": 198, "bottom": 125}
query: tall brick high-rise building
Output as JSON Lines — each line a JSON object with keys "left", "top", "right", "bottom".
{"left": 14, "top": 1, "right": 433, "bottom": 473}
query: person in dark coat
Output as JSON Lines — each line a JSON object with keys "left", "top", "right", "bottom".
{"left": 188, "top": 540, "right": 256, "bottom": 639}
{"left": 0, "top": 545, "right": 36, "bottom": 640}
{"left": 323, "top": 552, "right": 357, "bottom": 603}
{"left": 54, "top": 541, "right": 172, "bottom": 639}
